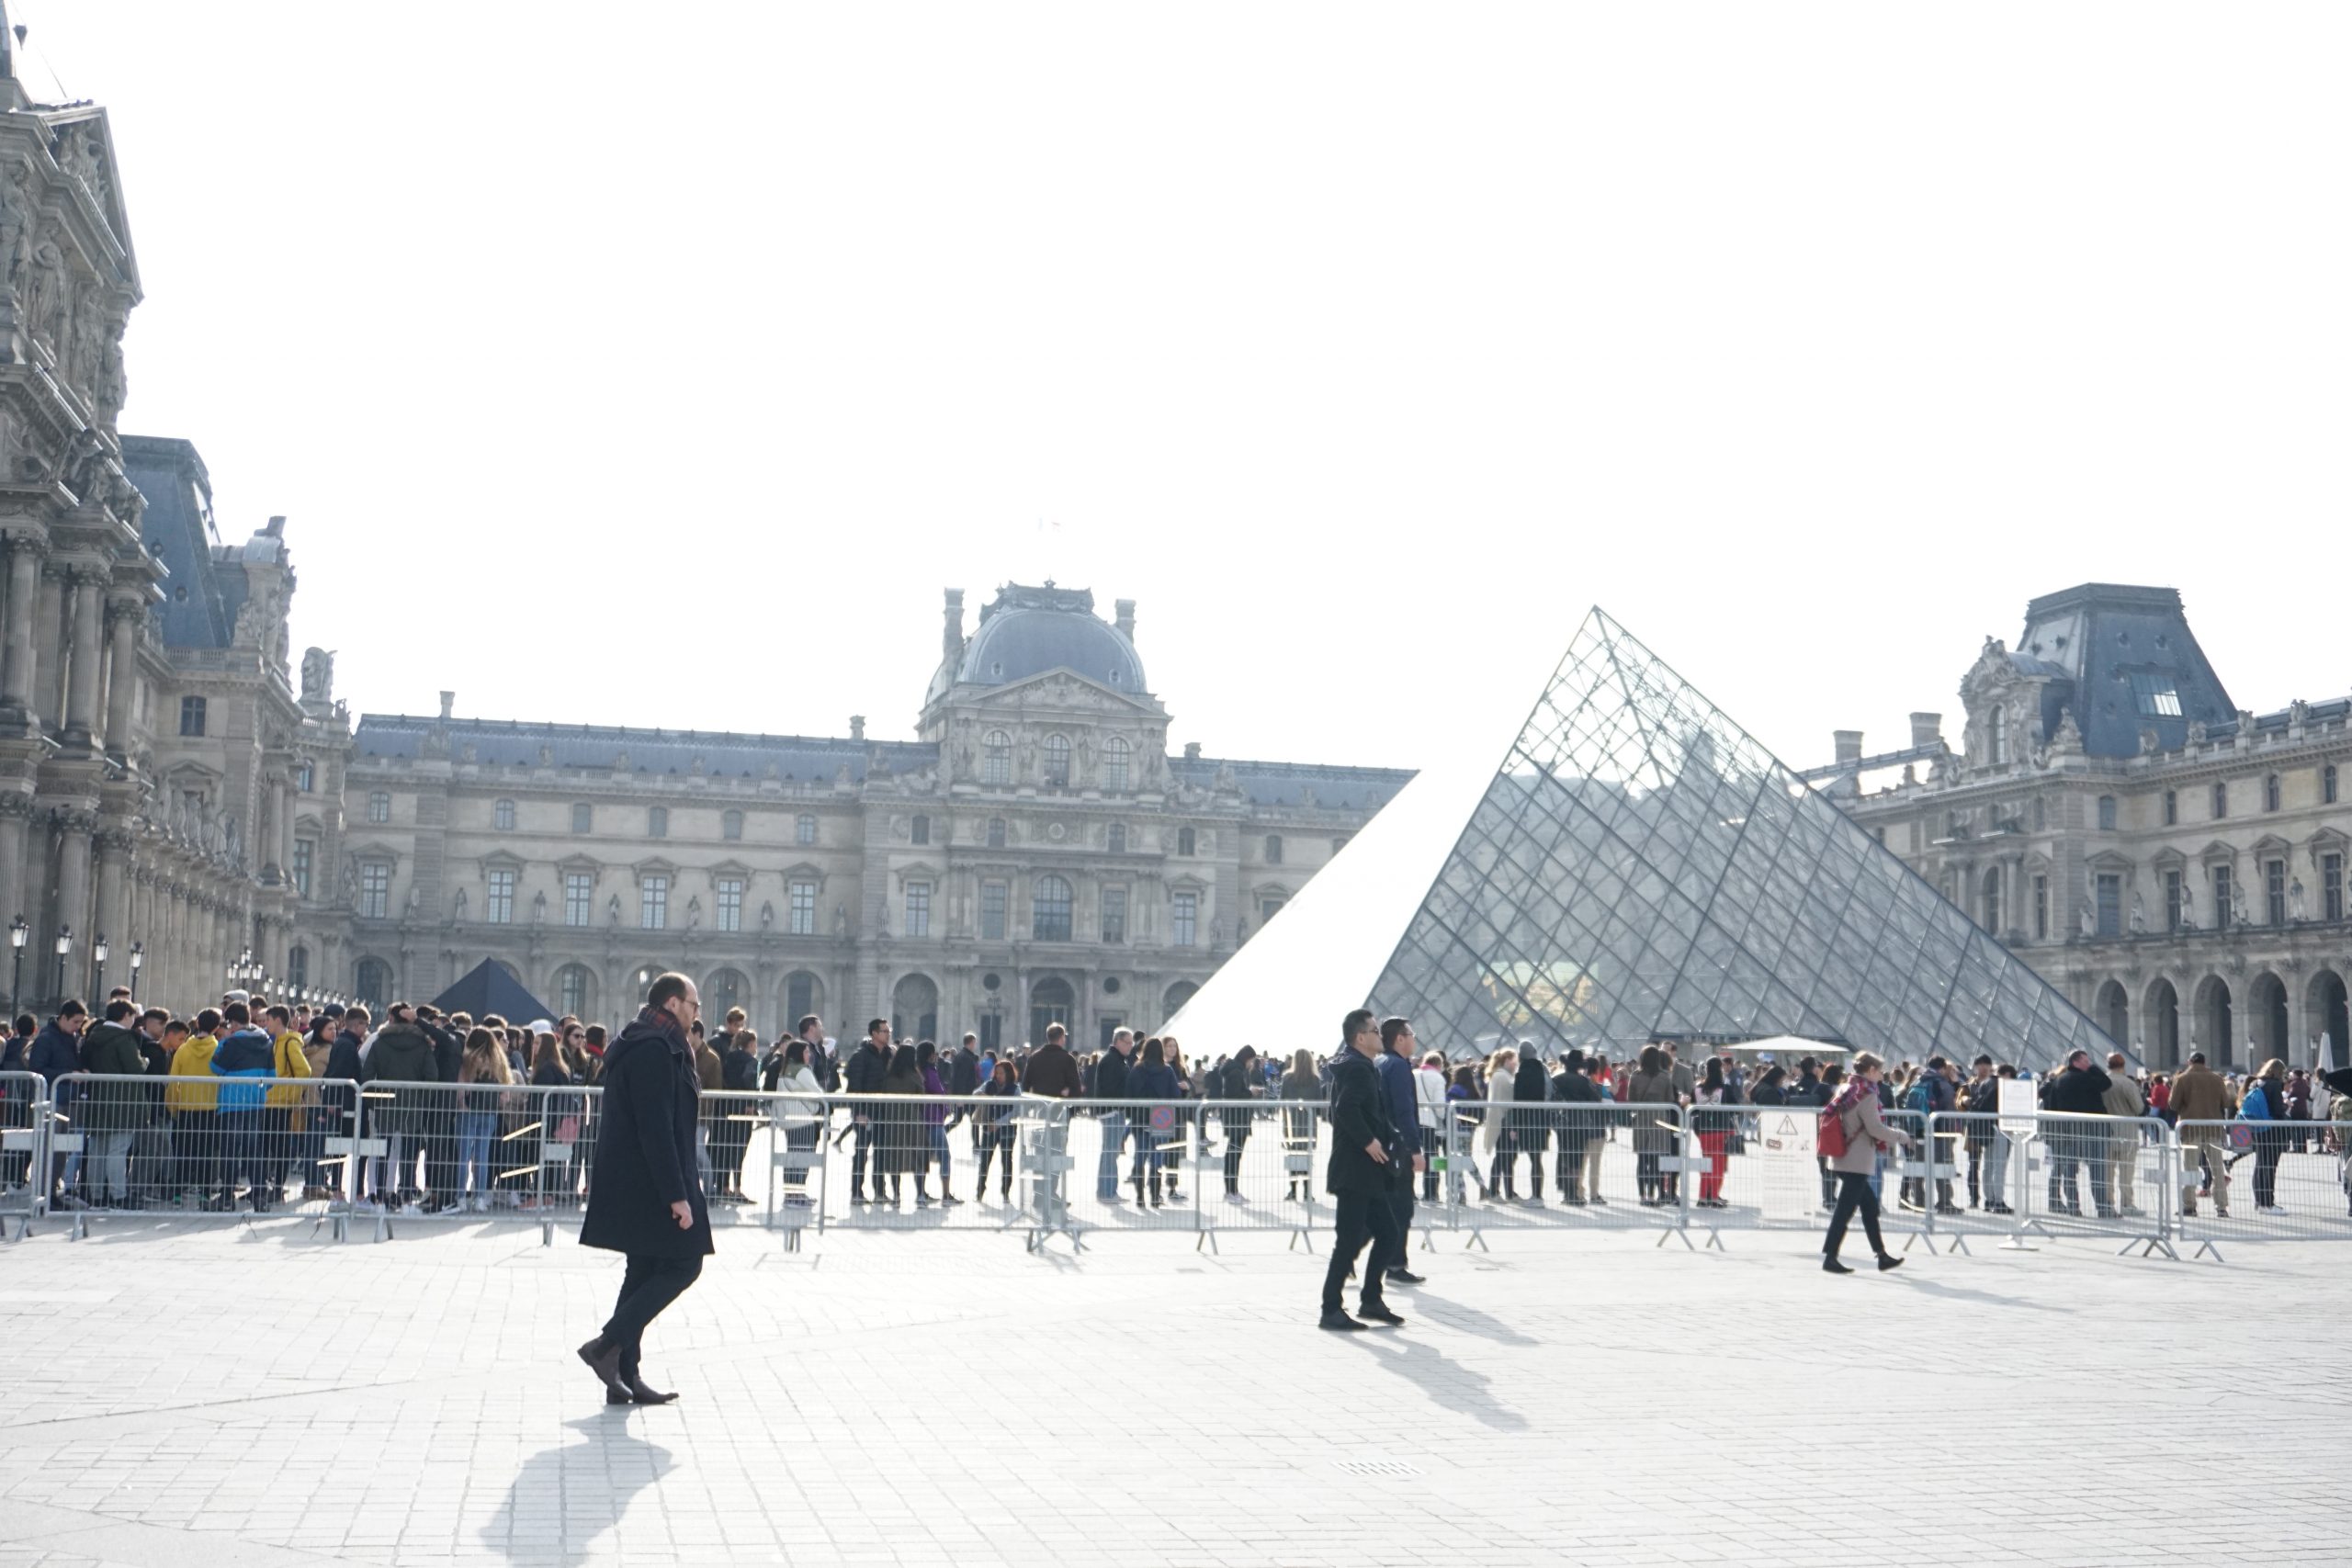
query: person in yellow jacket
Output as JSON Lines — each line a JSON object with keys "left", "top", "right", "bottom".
{"left": 260, "top": 1003, "right": 322, "bottom": 1202}
{"left": 165, "top": 1014, "right": 222, "bottom": 1207}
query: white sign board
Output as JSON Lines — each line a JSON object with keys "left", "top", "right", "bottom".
{"left": 1997, "top": 1076, "right": 2038, "bottom": 1134}
{"left": 1757, "top": 1111, "right": 1817, "bottom": 1220}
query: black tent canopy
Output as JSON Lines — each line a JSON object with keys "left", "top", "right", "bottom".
{"left": 430, "top": 958, "right": 558, "bottom": 1026}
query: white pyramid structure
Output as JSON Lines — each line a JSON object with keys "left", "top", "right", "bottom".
{"left": 1168, "top": 608, "right": 2116, "bottom": 1069}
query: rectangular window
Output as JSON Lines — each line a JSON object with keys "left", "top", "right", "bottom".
{"left": 1260, "top": 896, "right": 1287, "bottom": 925}
{"left": 2165, "top": 869, "right": 2185, "bottom": 931}
{"left": 297, "top": 761, "right": 314, "bottom": 793}
{"left": 487, "top": 868, "right": 515, "bottom": 924}
{"left": 905, "top": 881, "right": 931, "bottom": 938}
{"left": 368, "top": 791, "right": 390, "bottom": 825}
{"left": 564, "top": 871, "right": 594, "bottom": 928}
{"left": 179, "top": 695, "right": 207, "bottom": 736}
{"left": 648, "top": 807, "right": 668, "bottom": 839}
{"left": 2327, "top": 853, "right": 2345, "bottom": 922}
{"left": 717, "top": 877, "right": 743, "bottom": 933}
{"left": 1172, "top": 890, "right": 1198, "bottom": 948}
{"left": 291, "top": 838, "right": 314, "bottom": 899}
{"left": 788, "top": 878, "right": 817, "bottom": 936}
{"left": 2163, "top": 791, "right": 2177, "bottom": 826}
{"left": 1101, "top": 885, "right": 1127, "bottom": 944}
{"left": 797, "top": 814, "right": 817, "bottom": 846}
{"left": 978, "top": 1013, "right": 1001, "bottom": 1055}
{"left": 2032, "top": 874, "right": 2048, "bottom": 941}
{"left": 640, "top": 874, "right": 669, "bottom": 931}
{"left": 2213, "top": 864, "right": 2233, "bottom": 930}
{"left": 2129, "top": 673, "right": 2182, "bottom": 717}
{"left": 571, "top": 803, "right": 593, "bottom": 834}
{"left": 2267, "top": 858, "right": 2287, "bottom": 925}
{"left": 2211, "top": 783, "right": 2228, "bottom": 820}
{"left": 360, "top": 861, "right": 390, "bottom": 920}
{"left": 494, "top": 799, "right": 516, "bottom": 831}
{"left": 2097, "top": 796, "right": 2117, "bottom": 831}
{"left": 979, "top": 881, "right": 1007, "bottom": 942}
{"left": 2096, "top": 874, "right": 2120, "bottom": 937}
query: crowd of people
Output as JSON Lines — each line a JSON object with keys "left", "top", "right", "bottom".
{"left": 6, "top": 982, "right": 2350, "bottom": 1234}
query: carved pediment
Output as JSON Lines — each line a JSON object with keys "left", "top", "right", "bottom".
{"left": 967, "top": 669, "right": 1160, "bottom": 716}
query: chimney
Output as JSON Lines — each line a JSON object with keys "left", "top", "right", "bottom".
{"left": 942, "top": 588, "right": 965, "bottom": 662}
{"left": 1833, "top": 729, "right": 1863, "bottom": 765}
{"left": 1183, "top": 741, "right": 1202, "bottom": 761}
{"left": 1114, "top": 598, "right": 1136, "bottom": 639}
{"left": 850, "top": 715, "right": 866, "bottom": 742}
{"left": 438, "top": 691, "right": 455, "bottom": 722}
{"left": 1909, "top": 712, "right": 1942, "bottom": 748}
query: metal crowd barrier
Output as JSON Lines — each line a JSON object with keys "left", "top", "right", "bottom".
{"left": 1916, "top": 1111, "right": 2173, "bottom": 1258}
{"left": 43, "top": 1072, "right": 362, "bottom": 1240}
{"left": 2, "top": 1068, "right": 43, "bottom": 1237}
{"left": 2174, "top": 1117, "right": 2352, "bottom": 1258}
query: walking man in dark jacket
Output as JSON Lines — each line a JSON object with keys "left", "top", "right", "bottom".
{"left": 842, "top": 1020, "right": 890, "bottom": 1201}
{"left": 32, "top": 1001, "right": 86, "bottom": 1203}
{"left": 1374, "top": 1018, "right": 1427, "bottom": 1285}
{"left": 579, "top": 972, "right": 710, "bottom": 1406}
{"left": 1320, "top": 1009, "right": 1406, "bottom": 1332}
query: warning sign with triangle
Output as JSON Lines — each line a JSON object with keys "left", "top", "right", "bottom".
{"left": 1168, "top": 608, "right": 2114, "bottom": 1072}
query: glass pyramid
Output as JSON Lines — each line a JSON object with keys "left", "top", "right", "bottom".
{"left": 1365, "top": 609, "right": 2114, "bottom": 1067}
{"left": 1167, "top": 608, "right": 2115, "bottom": 1072}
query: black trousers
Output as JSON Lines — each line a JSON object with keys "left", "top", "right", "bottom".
{"left": 602, "top": 1253, "right": 704, "bottom": 1378}
{"left": 850, "top": 1118, "right": 875, "bottom": 1193}
{"left": 1322, "top": 1186, "right": 1403, "bottom": 1313}
{"left": 1823, "top": 1170, "right": 1885, "bottom": 1259}
{"left": 1388, "top": 1170, "right": 1415, "bottom": 1258}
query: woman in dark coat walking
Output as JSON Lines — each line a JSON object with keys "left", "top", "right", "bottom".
{"left": 877, "top": 1043, "right": 928, "bottom": 1206}
{"left": 578, "top": 974, "right": 711, "bottom": 1405}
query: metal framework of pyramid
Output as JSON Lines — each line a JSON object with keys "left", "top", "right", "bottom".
{"left": 1364, "top": 609, "right": 2116, "bottom": 1067}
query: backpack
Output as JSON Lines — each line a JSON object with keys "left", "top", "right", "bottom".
{"left": 1817, "top": 1100, "right": 1849, "bottom": 1159}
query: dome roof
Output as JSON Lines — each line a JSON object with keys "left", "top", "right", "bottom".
{"left": 925, "top": 583, "right": 1146, "bottom": 705}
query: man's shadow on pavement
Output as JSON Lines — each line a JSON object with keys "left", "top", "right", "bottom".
{"left": 481, "top": 1412, "right": 673, "bottom": 1566}
{"left": 1346, "top": 1331, "right": 1530, "bottom": 1431}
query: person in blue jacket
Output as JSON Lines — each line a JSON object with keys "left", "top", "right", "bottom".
{"left": 209, "top": 1000, "right": 279, "bottom": 1212}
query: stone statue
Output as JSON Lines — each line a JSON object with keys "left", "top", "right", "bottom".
{"left": 607, "top": 894, "right": 621, "bottom": 925}
{"left": 2290, "top": 879, "right": 2306, "bottom": 922}
{"left": 300, "top": 648, "right": 334, "bottom": 701}
{"left": 760, "top": 900, "right": 775, "bottom": 931}
{"left": 452, "top": 887, "right": 468, "bottom": 921}
{"left": 2129, "top": 892, "right": 2145, "bottom": 933}
{"left": 832, "top": 903, "right": 849, "bottom": 938}
{"left": 2078, "top": 901, "right": 2096, "bottom": 938}
{"left": 2231, "top": 884, "right": 2250, "bottom": 929}
{"left": 876, "top": 897, "right": 890, "bottom": 936}
{"left": 532, "top": 889, "right": 547, "bottom": 924}
{"left": 340, "top": 859, "right": 358, "bottom": 904}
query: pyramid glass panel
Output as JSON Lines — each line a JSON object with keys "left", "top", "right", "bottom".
{"left": 1354, "top": 609, "right": 2115, "bottom": 1068}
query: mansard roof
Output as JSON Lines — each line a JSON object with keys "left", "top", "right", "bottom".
{"left": 1169, "top": 755, "right": 1415, "bottom": 811}
{"left": 352, "top": 715, "right": 941, "bottom": 783}
{"left": 2013, "top": 583, "right": 2235, "bottom": 758}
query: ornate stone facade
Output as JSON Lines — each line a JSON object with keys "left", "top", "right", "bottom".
{"left": 336, "top": 585, "right": 1411, "bottom": 1044}
{"left": 1822, "top": 583, "right": 2352, "bottom": 1070}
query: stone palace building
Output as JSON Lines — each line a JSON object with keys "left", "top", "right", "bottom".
{"left": 334, "top": 584, "right": 1412, "bottom": 1047}
{"left": 1814, "top": 582, "right": 2352, "bottom": 1071}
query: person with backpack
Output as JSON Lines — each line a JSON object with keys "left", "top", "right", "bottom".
{"left": 1896, "top": 1057, "right": 1959, "bottom": 1214}
{"left": 1820, "top": 1051, "right": 1914, "bottom": 1273}
{"left": 2240, "top": 1058, "right": 2290, "bottom": 1215}
{"left": 712, "top": 1028, "right": 761, "bottom": 1203}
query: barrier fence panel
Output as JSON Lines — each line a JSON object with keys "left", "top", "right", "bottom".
{"left": 49, "top": 1072, "right": 360, "bottom": 1235}
{"left": 2176, "top": 1118, "right": 2352, "bottom": 1251}
{"left": 763, "top": 1089, "right": 827, "bottom": 1245}
{"left": 1186, "top": 1095, "right": 1326, "bottom": 1243}
{"left": 2, "top": 1069, "right": 44, "bottom": 1234}
{"left": 1993, "top": 1112, "right": 2170, "bottom": 1254}
{"left": 1452, "top": 1100, "right": 1688, "bottom": 1239}
{"left": 819, "top": 1092, "right": 1044, "bottom": 1233}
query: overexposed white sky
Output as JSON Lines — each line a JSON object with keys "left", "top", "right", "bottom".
{"left": 20, "top": 3, "right": 2350, "bottom": 774}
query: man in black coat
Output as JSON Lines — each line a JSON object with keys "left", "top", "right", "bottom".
{"left": 2044, "top": 1048, "right": 2114, "bottom": 1217}
{"left": 579, "top": 972, "right": 711, "bottom": 1405}
{"left": 842, "top": 1019, "right": 891, "bottom": 1201}
{"left": 1320, "top": 1009, "right": 1406, "bottom": 1331}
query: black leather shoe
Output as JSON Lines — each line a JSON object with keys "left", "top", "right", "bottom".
{"left": 1357, "top": 1303, "right": 1406, "bottom": 1325}
{"left": 1876, "top": 1253, "right": 1904, "bottom": 1271}
{"left": 605, "top": 1387, "right": 633, "bottom": 1405}
{"left": 626, "top": 1373, "right": 680, "bottom": 1405}
{"left": 1384, "top": 1268, "right": 1426, "bottom": 1285}
{"left": 1822, "top": 1258, "right": 1853, "bottom": 1274}
{"left": 1318, "top": 1309, "right": 1366, "bottom": 1332}
{"left": 577, "top": 1338, "right": 625, "bottom": 1395}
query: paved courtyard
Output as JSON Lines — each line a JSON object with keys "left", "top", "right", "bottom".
{"left": 0, "top": 1220, "right": 2345, "bottom": 1567}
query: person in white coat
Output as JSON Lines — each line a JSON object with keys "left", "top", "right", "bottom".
{"left": 1480, "top": 1045, "right": 1519, "bottom": 1201}
{"left": 1414, "top": 1052, "right": 1448, "bottom": 1201}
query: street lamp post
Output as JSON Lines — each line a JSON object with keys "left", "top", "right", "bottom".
{"left": 128, "top": 942, "right": 143, "bottom": 999}
{"left": 6, "top": 916, "right": 24, "bottom": 1019}
{"left": 90, "top": 933, "right": 107, "bottom": 1001}
{"left": 52, "top": 927, "right": 72, "bottom": 1005}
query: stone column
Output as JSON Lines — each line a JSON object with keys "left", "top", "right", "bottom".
{"left": 51, "top": 808, "right": 95, "bottom": 1000}
{"left": 29, "top": 559, "right": 62, "bottom": 731}
{"left": 62, "top": 570, "right": 103, "bottom": 750}
{"left": 275, "top": 774, "right": 295, "bottom": 886}
{"left": 95, "top": 828, "right": 130, "bottom": 967}
{"left": 102, "top": 598, "right": 141, "bottom": 759}
{"left": 0, "top": 794, "right": 28, "bottom": 953}
{"left": 0, "top": 537, "right": 41, "bottom": 721}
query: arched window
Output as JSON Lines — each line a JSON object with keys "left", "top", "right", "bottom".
{"left": 911, "top": 813, "right": 930, "bottom": 846}
{"left": 493, "top": 798, "right": 516, "bottom": 831}
{"left": 648, "top": 806, "right": 669, "bottom": 839}
{"left": 1103, "top": 737, "right": 1131, "bottom": 793}
{"left": 356, "top": 957, "right": 392, "bottom": 1009}
{"left": 2097, "top": 795, "right": 2117, "bottom": 831}
{"left": 2265, "top": 773, "right": 2282, "bottom": 812}
{"left": 1177, "top": 827, "right": 1195, "bottom": 856}
{"left": 1044, "top": 734, "right": 1071, "bottom": 788}
{"left": 1990, "top": 709, "right": 2008, "bottom": 767}
{"left": 1107, "top": 823, "right": 1125, "bottom": 853}
{"left": 721, "top": 809, "right": 743, "bottom": 841}
{"left": 982, "top": 730, "right": 1012, "bottom": 785}
{"left": 1980, "top": 867, "right": 2002, "bottom": 932}
{"left": 555, "top": 964, "right": 594, "bottom": 1021}
{"left": 1264, "top": 834, "right": 1283, "bottom": 864}
{"left": 796, "top": 813, "right": 817, "bottom": 846}
{"left": 1033, "top": 875, "right": 1073, "bottom": 942}
{"left": 987, "top": 818, "right": 1006, "bottom": 850}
